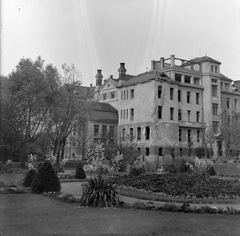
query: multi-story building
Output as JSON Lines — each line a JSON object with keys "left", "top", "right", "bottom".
{"left": 95, "top": 55, "right": 240, "bottom": 169}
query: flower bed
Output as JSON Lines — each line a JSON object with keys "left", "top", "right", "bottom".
{"left": 118, "top": 173, "right": 240, "bottom": 201}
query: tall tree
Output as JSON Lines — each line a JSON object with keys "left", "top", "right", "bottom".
{"left": 7, "top": 57, "right": 60, "bottom": 165}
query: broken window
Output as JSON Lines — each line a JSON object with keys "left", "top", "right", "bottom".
{"left": 130, "top": 89, "right": 134, "bottom": 99}
{"left": 130, "top": 108, "right": 134, "bottom": 120}
{"left": 179, "top": 129, "right": 182, "bottom": 141}
{"left": 137, "top": 127, "right": 141, "bottom": 140}
{"left": 145, "top": 126, "right": 150, "bottom": 140}
{"left": 196, "top": 111, "right": 200, "bottom": 123}
{"left": 170, "top": 88, "right": 174, "bottom": 100}
{"left": 196, "top": 93, "right": 200, "bottom": 104}
{"left": 178, "top": 90, "right": 181, "bottom": 102}
{"left": 145, "top": 147, "right": 150, "bottom": 156}
{"left": 158, "top": 86, "right": 162, "bottom": 98}
{"left": 187, "top": 91, "right": 191, "bottom": 103}
{"left": 158, "top": 106, "right": 162, "bottom": 119}
{"left": 170, "top": 107, "right": 174, "bottom": 120}
{"left": 178, "top": 109, "right": 182, "bottom": 121}
{"left": 130, "top": 128, "right": 133, "bottom": 141}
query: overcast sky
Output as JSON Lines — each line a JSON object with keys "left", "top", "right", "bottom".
{"left": 1, "top": 0, "right": 240, "bottom": 86}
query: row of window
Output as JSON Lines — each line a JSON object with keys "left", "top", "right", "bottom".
{"left": 122, "top": 126, "right": 150, "bottom": 141}
{"left": 102, "top": 91, "right": 115, "bottom": 100}
{"left": 94, "top": 124, "right": 115, "bottom": 137}
{"left": 121, "top": 89, "right": 134, "bottom": 100}
{"left": 211, "top": 65, "right": 218, "bottom": 73}
{"left": 179, "top": 129, "right": 201, "bottom": 142}
{"left": 158, "top": 106, "right": 201, "bottom": 122}
{"left": 158, "top": 86, "right": 200, "bottom": 104}
{"left": 120, "top": 108, "right": 134, "bottom": 120}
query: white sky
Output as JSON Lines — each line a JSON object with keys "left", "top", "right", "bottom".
{"left": 1, "top": 0, "right": 240, "bottom": 86}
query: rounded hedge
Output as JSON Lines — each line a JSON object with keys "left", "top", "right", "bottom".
{"left": 23, "top": 169, "right": 37, "bottom": 187}
{"left": 31, "top": 161, "right": 61, "bottom": 194}
{"left": 74, "top": 163, "right": 86, "bottom": 179}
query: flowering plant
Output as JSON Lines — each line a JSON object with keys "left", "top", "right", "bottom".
{"left": 27, "top": 154, "right": 37, "bottom": 170}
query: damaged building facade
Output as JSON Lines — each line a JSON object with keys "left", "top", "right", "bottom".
{"left": 95, "top": 55, "right": 240, "bottom": 169}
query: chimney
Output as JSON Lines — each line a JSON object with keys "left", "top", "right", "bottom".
{"left": 170, "top": 55, "right": 175, "bottom": 67}
{"left": 95, "top": 69, "right": 103, "bottom": 86}
{"left": 110, "top": 75, "right": 113, "bottom": 79}
{"left": 90, "top": 83, "right": 92, "bottom": 88}
{"left": 151, "top": 60, "right": 156, "bottom": 70}
{"left": 118, "top": 63, "right": 127, "bottom": 86}
{"left": 160, "top": 57, "right": 164, "bottom": 69}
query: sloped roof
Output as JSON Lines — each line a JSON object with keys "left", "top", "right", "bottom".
{"left": 74, "top": 85, "right": 95, "bottom": 100}
{"left": 182, "top": 56, "right": 221, "bottom": 66}
{"left": 88, "top": 102, "right": 118, "bottom": 123}
{"left": 219, "top": 73, "right": 232, "bottom": 82}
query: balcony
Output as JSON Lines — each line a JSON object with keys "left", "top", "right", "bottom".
{"left": 179, "top": 121, "right": 205, "bottom": 128}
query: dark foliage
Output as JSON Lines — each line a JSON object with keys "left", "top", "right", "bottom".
{"left": 23, "top": 169, "right": 37, "bottom": 187}
{"left": 129, "top": 167, "right": 145, "bottom": 177}
{"left": 80, "top": 174, "right": 119, "bottom": 207}
{"left": 119, "top": 172, "right": 240, "bottom": 199}
{"left": 37, "top": 162, "right": 43, "bottom": 171}
{"left": 31, "top": 161, "right": 61, "bottom": 194}
{"left": 206, "top": 166, "right": 217, "bottom": 176}
{"left": 74, "top": 163, "right": 86, "bottom": 179}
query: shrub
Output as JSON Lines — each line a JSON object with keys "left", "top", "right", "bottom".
{"left": 80, "top": 174, "right": 119, "bottom": 207}
{"left": 23, "top": 169, "right": 36, "bottom": 187}
{"left": 74, "top": 163, "right": 86, "bottom": 179}
{"left": 31, "top": 161, "right": 61, "bottom": 194}
{"left": 37, "top": 162, "right": 43, "bottom": 171}
{"left": 129, "top": 167, "right": 145, "bottom": 177}
{"left": 206, "top": 166, "right": 216, "bottom": 176}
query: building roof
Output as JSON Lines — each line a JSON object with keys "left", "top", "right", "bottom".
{"left": 182, "top": 56, "right": 221, "bottom": 66}
{"left": 74, "top": 85, "right": 95, "bottom": 100}
{"left": 219, "top": 73, "right": 232, "bottom": 82}
{"left": 88, "top": 102, "right": 118, "bottom": 123}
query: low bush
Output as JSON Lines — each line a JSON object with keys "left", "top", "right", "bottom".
{"left": 129, "top": 167, "right": 145, "bottom": 177}
{"left": 23, "top": 169, "right": 36, "bottom": 187}
{"left": 74, "top": 163, "right": 86, "bottom": 179}
{"left": 80, "top": 174, "right": 119, "bottom": 207}
{"left": 31, "top": 161, "right": 61, "bottom": 194}
{"left": 206, "top": 166, "right": 217, "bottom": 176}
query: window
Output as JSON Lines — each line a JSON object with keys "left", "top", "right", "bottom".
{"left": 126, "top": 109, "right": 128, "bottom": 119}
{"left": 130, "top": 108, "right": 134, "bottom": 120}
{"left": 122, "top": 128, "right": 125, "bottom": 140}
{"left": 130, "top": 89, "right": 134, "bottom": 99}
{"left": 123, "top": 110, "right": 125, "bottom": 119}
{"left": 130, "top": 128, "right": 133, "bottom": 141}
{"left": 196, "top": 111, "right": 200, "bottom": 122}
{"left": 185, "top": 75, "right": 191, "bottom": 84}
{"left": 212, "top": 85, "right": 217, "bottom": 97}
{"left": 145, "top": 126, "right": 150, "bottom": 140}
{"left": 213, "top": 121, "right": 218, "bottom": 134}
{"left": 145, "top": 147, "right": 150, "bottom": 156}
{"left": 179, "top": 129, "right": 182, "bottom": 141}
{"left": 215, "top": 66, "right": 218, "bottom": 73}
{"left": 178, "top": 109, "right": 182, "bottom": 121}
{"left": 102, "top": 125, "right": 107, "bottom": 137}
{"left": 196, "top": 93, "right": 200, "bottom": 104}
{"left": 225, "top": 83, "right": 230, "bottom": 91}
{"left": 137, "top": 127, "right": 141, "bottom": 140}
{"left": 110, "top": 126, "right": 114, "bottom": 137}
{"left": 170, "top": 107, "right": 174, "bottom": 120}
{"left": 211, "top": 79, "right": 217, "bottom": 83}
{"left": 179, "top": 148, "right": 183, "bottom": 157}
{"left": 178, "top": 90, "right": 181, "bottom": 102}
{"left": 211, "top": 65, "right": 214, "bottom": 72}
{"left": 187, "top": 110, "right": 191, "bottom": 122}
{"left": 110, "top": 92, "right": 115, "bottom": 99}
{"left": 220, "top": 82, "right": 223, "bottom": 90}
{"left": 126, "top": 90, "right": 128, "bottom": 99}
{"left": 187, "top": 91, "right": 191, "bottom": 103}
{"left": 103, "top": 93, "right": 106, "bottom": 100}
{"left": 197, "top": 130, "right": 200, "bottom": 142}
{"left": 121, "top": 110, "right": 123, "bottom": 119}
{"left": 227, "top": 98, "right": 230, "bottom": 109}
{"left": 187, "top": 130, "right": 191, "bottom": 142}
{"left": 212, "top": 103, "right": 218, "bottom": 115}
{"left": 121, "top": 91, "right": 123, "bottom": 100}
{"left": 159, "top": 147, "right": 163, "bottom": 156}
{"left": 94, "top": 125, "right": 99, "bottom": 137}
{"left": 124, "top": 91, "right": 126, "bottom": 100}
{"left": 158, "top": 86, "right": 162, "bottom": 98}
{"left": 170, "top": 88, "right": 174, "bottom": 100}
{"left": 158, "top": 106, "right": 162, "bottom": 119}
{"left": 235, "top": 99, "right": 238, "bottom": 110}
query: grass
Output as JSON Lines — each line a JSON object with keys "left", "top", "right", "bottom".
{"left": 1, "top": 194, "right": 240, "bottom": 236}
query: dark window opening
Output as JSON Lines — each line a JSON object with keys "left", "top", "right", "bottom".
{"left": 145, "top": 147, "right": 150, "bottom": 156}
{"left": 158, "top": 86, "right": 162, "bottom": 98}
{"left": 145, "top": 126, "right": 150, "bottom": 140}
{"left": 137, "top": 127, "right": 141, "bottom": 140}
{"left": 175, "top": 73, "right": 182, "bottom": 82}
{"left": 187, "top": 91, "right": 191, "bottom": 103}
{"left": 185, "top": 75, "right": 191, "bottom": 84}
{"left": 158, "top": 106, "right": 162, "bottom": 119}
{"left": 178, "top": 90, "right": 181, "bottom": 102}
{"left": 170, "top": 107, "right": 174, "bottom": 120}
{"left": 196, "top": 93, "right": 200, "bottom": 104}
{"left": 159, "top": 147, "right": 163, "bottom": 156}
{"left": 178, "top": 109, "right": 182, "bottom": 121}
{"left": 170, "top": 88, "right": 174, "bottom": 100}
{"left": 130, "top": 128, "right": 133, "bottom": 141}
{"left": 179, "top": 129, "right": 182, "bottom": 141}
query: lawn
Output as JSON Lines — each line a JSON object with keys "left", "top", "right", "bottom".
{"left": 1, "top": 194, "right": 240, "bottom": 236}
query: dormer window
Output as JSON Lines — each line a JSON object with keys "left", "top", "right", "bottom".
{"left": 215, "top": 66, "right": 218, "bottom": 73}
{"left": 211, "top": 65, "right": 214, "bottom": 73}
